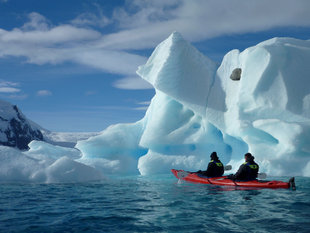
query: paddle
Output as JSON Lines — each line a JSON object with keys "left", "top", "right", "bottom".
{"left": 224, "top": 165, "right": 232, "bottom": 171}
{"left": 224, "top": 164, "right": 266, "bottom": 179}
{"left": 224, "top": 166, "right": 267, "bottom": 179}
{"left": 191, "top": 164, "right": 232, "bottom": 174}
{"left": 289, "top": 177, "right": 296, "bottom": 190}
{"left": 258, "top": 173, "right": 267, "bottom": 179}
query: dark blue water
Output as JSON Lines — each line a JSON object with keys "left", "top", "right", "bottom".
{"left": 1, "top": 175, "right": 310, "bottom": 233}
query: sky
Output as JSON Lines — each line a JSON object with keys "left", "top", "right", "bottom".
{"left": 0, "top": 0, "right": 310, "bottom": 132}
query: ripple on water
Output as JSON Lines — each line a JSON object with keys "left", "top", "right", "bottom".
{"left": 1, "top": 176, "right": 310, "bottom": 232}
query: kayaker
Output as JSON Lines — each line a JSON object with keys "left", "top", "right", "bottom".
{"left": 228, "top": 153, "right": 259, "bottom": 181}
{"left": 197, "top": 152, "right": 224, "bottom": 177}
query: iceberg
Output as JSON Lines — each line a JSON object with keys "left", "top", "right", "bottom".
{"left": 77, "top": 32, "right": 310, "bottom": 177}
{"left": 1, "top": 31, "right": 310, "bottom": 182}
{"left": 0, "top": 143, "right": 103, "bottom": 183}
{"left": 76, "top": 121, "right": 148, "bottom": 175}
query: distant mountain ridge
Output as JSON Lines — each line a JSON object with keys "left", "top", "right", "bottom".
{"left": 0, "top": 99, "right": 44, "bottom": 150}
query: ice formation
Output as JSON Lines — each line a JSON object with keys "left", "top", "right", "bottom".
{"left": 0, "top": 142, "right": 102, "bottom": 183}
{"left": 1, "top": 32, "right": 310, "bottom": 182}
{"left": 77, "top": 32, "right": 310, "bottom": 177}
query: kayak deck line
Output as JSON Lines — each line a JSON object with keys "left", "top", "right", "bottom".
{"left": 171, "top": 169, "right": 296, "bottom": 190}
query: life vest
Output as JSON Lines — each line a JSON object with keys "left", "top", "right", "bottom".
{"left": 210, "top": 160, "right": 224, "bottom": 177}
{"left": 243, "top": 161, "right": 259, "bottom": 180}
{"left": 211, "top": 160, "right": 223, "bottom": 167}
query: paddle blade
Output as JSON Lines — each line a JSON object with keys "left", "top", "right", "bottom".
{"left": 289, "top": 177, "right": 296, "bottom": 190}
{"left": 224, "top": 165, "right": 232, "bottom": 171}
{"left": 258, "top": 173, "right": 267, "bottom": 179}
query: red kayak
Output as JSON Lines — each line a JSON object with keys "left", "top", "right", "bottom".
{"left": 171, "top": 169, "right": 296, "bottom": 190}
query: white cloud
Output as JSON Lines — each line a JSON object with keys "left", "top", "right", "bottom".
{"left": 1, "top": 25, "right": 101, "bottom": 45}
{"left": 5, "top": 94, "right": 28, "bottom": 100}
{"left": 113, "top": 0, "right": 179, "bottom": 29}
{"left": 0, "top": 13, "right": 146, "bottom": 75}
{"left": 71, "top": 12, "right": 111, "bottom": 28}
{"left": 138, "top": 101, "right": 151, "bottom": 105}
{"left": 71, "top": 49, "right": 146, "bottom": 75}
{"left": 99, "top": 0, "right": 310, "bottom": 50}
{"left": 71, "top": 2, "right": 111, "bottom": 28}
{"left": 0, "top": 81, "right": 20, "bottom": 93}
{"left": 0, "top": 80, "right": 19, "bottom": 87}
{"left": 22, "top": 12, "right": 50, "bottom": 31}
{"left": 112, "top": 76, "right": 153, "bottom": 90}
{"left": 134, "top": 100, "right": 151, "bottom": 111}
{"left": 0, "top": 80, "right": 26, "bottom": 99}
{"left": 0, "top": 1, "right": 310, "bottom": 90}
{"left": 0, "top": 87, "right": 20, "bottom": 93}
{"left": 37, "top": 90, "right": 52, "bottom": 96}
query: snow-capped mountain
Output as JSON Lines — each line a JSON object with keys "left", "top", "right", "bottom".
{"left": 0, "top": 99, "right": 44, "bottom": 150}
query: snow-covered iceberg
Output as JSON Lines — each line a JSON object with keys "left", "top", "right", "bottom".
{"left": 76, "top": 32, "right": 310, "bottom": 177}
{"left": 0, "top": 142, "right": 103, "bottom": 183}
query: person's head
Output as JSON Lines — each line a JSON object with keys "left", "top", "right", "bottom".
{"left": 210, "top": 152, "right": 218, "bottom": 160}
{"left": 245, "top": 153, "right": 254, "bottom": 162}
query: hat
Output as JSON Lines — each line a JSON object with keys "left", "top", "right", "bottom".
{"left": 210, "top": 152, "right": 218, "bottom": 160}
{"left": 245, "top": 153, "right": 254, "bottom": 161}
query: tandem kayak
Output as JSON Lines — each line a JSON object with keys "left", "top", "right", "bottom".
{"left": 171, "top": 169, "right": 296, "bottom": 190}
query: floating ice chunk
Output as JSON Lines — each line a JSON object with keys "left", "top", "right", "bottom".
{"left": 76, "top": 121, "right": 148, "bottom": 175}
{"left": 26, "top": 140, "right": 82, "bottom": 162}
{"left": 0, "top": 145, "right": 103, "bottom": 183}
{"left": 31, "top": 156, "right": 103, "bottom": 183}
{"left": 0, "top": 146, "right": 41, "bottom": 182}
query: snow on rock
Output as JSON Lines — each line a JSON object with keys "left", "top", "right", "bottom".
{"left": 0, "top": 100, "right": 44, "bottom": 150}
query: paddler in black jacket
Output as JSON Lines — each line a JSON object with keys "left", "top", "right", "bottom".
{"left": 197, "top": 152, "right": 224, "bottom": 177}
{"left": 228, "top": 153, "right": 259, "bottom": 181}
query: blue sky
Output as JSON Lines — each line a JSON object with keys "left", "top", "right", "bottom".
{"left": 1, "top": 0, "right": 310, "bottom": 132}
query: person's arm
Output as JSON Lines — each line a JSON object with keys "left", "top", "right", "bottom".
{"left": 197, "top": 162, "right": 212, "bottom": 174}
{"left": 255, "top": 164, "right": 259, "bottom": 178}
{"left": 234, "top": 164, "right": 246, "bottom": 180}
{"left": 204, "top": 162, "right": 215, "bottom": 176}
{"left": 220, "top": 162, "right": 224, "bottom": 176}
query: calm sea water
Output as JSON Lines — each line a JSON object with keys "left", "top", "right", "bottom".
{"left": 1, "top": 175, "right": 310, "bottom": 233}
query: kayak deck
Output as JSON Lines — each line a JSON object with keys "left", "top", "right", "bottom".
{"left": 171, "top": 169, "right": 293, "bottom": 189}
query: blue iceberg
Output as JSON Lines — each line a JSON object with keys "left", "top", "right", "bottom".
{"left": 77, "top": 32, "right": 310, "bottom": 177}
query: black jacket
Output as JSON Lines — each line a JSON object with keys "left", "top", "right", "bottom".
{"left": 200, "top": 160, "right": 224, "bottom": 177}
{"left": 233, "top": 161, "right": 259, "bottom": 181}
